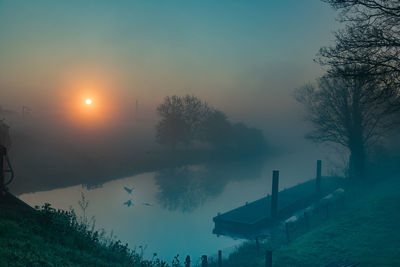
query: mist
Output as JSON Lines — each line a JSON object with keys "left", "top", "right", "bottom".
{"left": 2, "top": 1, "right": 400, "bottom": 266}
{"left": 0, "top": 0, "right": 339, "bottom": 194}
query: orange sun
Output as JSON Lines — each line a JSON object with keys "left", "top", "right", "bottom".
{"left": 85, "top": 98, "right": 92, "bottom": 105}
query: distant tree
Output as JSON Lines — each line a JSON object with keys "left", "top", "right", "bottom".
{"left": 296, "top": 67, "right": 400, "bottom": 179}
{"left": 230, "top": 123, "right": 266, "bottom": 154}
{"left": 156, "top": 95, "right": 266, "bottom": 154}
{"left": 155, "top": 95, "right": 211, "bottom": 147}
{"left": 200, "top": 110, "right": 232, "bottom": 148}
{"left": 180, "top": 95, "right": 212, "bottom": 139}
{"left": 156, "top": 96, "right": 190, "bottom": 147}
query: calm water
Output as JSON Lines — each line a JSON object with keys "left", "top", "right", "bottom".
{"left": 19, "top": 152, "right": 331, "bottom": 262}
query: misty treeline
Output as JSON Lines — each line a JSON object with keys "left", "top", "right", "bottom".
{"left": 0, "top": 94, "right": 267, "bottom": 195}
{"left": 155, "top": 95, "right": 266, "bottom": 155}
{"left": 297, "top": 0, "right": 400, "bottom": 180}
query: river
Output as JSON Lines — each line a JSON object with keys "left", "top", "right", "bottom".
{"left": 19, "top": 152, "right": 333, "bottom": 263}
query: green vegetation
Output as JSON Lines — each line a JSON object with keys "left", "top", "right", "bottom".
{"left": 0, "top": 200, "right": 171, "bottom": 267}
{"left": 217, "top": 177, "right": 400, "bottom": 267}
{"left": 272, "top": 178, "right": 400, "bottom": 267}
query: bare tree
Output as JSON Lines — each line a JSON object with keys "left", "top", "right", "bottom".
{"left": 319, "top": 0, "right": 400, "bottom": 92}
{"left": 155, "top": 95, "right": 211, "bottom": 148}
{"left": 296, "top": 68, "right": 399, "bottom": 179}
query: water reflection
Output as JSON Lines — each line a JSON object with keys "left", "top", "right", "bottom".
{"left": 155, "top": 157, "right": 266, "bottom": 212}
{"left": 19, "top": 152, "right": 327, "bottom": 260}
{"left": 123, "top": 199, "right": 133, "bottom": 207}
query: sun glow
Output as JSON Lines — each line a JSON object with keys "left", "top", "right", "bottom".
{"left": 58, "top": 66, "right": 121, "bottom": 129}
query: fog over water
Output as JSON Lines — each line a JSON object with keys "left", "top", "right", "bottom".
{"left": 19, "top": 153, "right": 335, "bottom": 261}
{"left": 0, "top": 0, "right": 346, "bottom": 263}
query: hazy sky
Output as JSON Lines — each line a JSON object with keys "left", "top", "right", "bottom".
{"left": 0, "top": 0, "right": 338, "bottom": 146}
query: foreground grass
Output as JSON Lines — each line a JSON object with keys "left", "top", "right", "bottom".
{"left": 0, "top": 199, "right": 169, "bottom": 267}
{"left": 217, "top": 176, "right": 400, "bottom": 267}
{"left": 272, "top": 178, "right": 400, "bottom": 266}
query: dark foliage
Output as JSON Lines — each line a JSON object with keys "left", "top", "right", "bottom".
{"left": 296, "top": 67, "right": 400, "bottom": 179}
{"left": 155, "top": 95, "right": 266, "bottom": 154}
{"left": 318, "top": 0, "right": 400, "bottom": 109}
{"left": 155, "top": 95, "right": 211, "bottom": 147}
{"left": 0, "top": 203, "right": 176, "bottom": 266}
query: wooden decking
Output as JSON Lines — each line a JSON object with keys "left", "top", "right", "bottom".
{"left": 213, "top": 177, "right": 344, "bottom": 239}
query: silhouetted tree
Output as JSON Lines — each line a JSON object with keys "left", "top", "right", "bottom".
{"left": 319, "top": 0, "right": 400, "bottom": 100}
{"left": 200, "top": 110, "right": 232, "bottom": 149}
{"left": 230, "top": 123, "right": 266, "bottom": 154}
{"left": 296, "top": 67, "right": 400, "bottom": 179}
{"left": 155, "top": 95, "right": 211, "bottom": 147}
{"left": 156, "top": 95, "right": 267, "bottom": 154}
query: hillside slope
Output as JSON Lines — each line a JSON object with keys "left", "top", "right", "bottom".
{"left": 0, "top": 193, "right": 149, "bottom": 267}
{"left": 272, "top": 177, "right": 400, "bottom": 266}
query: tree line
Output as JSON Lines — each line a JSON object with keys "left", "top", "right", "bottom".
{"left": 155, "top": 95, "right": 266, "bottom": 155}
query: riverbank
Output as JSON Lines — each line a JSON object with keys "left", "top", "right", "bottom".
{"left": 9, "top": 147, "right": 269, "bottom": 195}
{"left": 272, "top": 176, "right": 400, "bottom": 266}
{"left": 216, "top": 175, "right": 400, "bottom": 266}
{"left": 0, "top": 192, "right": 169, "bottom": 266}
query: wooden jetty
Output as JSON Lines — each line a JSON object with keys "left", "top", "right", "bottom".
{"left": 213, "top": 161, "right": 344, "bottom": 239}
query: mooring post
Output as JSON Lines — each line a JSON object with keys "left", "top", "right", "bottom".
{"left": 185, "top": 255, "right": 191, "bottom": 267}
{"left": 271, "top": 170, "right": 279, "bottom": 219}
{"left": 285, "top": 222, "right": 290, "bottom": 243}
{"left": 316, "top": 160, "right": 322, "bottom": 197}
{"left": 304, "top": 212, "right": 310, "bottom": 231}
{"left": 201, "top": 255, "right": 208, "bottom": 267}
{"left": 265, "top": 250, "right": 272, "bottom": 267}
{"left": 0, "top": 145, "right": 5, "bottom": 196}
{"left": 218, "top": 250, "right": 222, "bottom": 267}
{"left": 326, "top": 204, "right": 330, "bottom": 218}
{"left": 256, "top": 237, "right": 260, "bottom": 255}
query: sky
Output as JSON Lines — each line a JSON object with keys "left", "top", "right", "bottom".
{"left": 0, "top": 0, "right": 338, "bottom": 149}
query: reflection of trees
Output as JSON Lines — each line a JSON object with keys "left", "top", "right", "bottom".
{"left": 154, "top": 158, "right": 265, "bottom": 212}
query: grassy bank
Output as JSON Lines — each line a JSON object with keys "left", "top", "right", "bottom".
{"left": 272, "top": 177, "right": 400, "bottom": 266}
{"left": 0, "top": 194, "right": 169, "bottom": 266}
{"left": 217, "top": 176, "right": 400, "bottom": 267}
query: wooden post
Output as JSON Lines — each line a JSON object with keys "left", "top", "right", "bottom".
{"left": 285, "top": 222, "right": 290, "bottom": 243}
{"left": 271, "top": 170, "right": 279, "bottom": 219}
{"left": 256, "top": 237, "right": 260, "bottom": 256}
{"left": 326, "top": 204, "right": 330, "bottom": 218}
{"left": 265, "top": 250, "right": 272, "bottom": 267}
{"left": 304, "top": 212, "right": 310, "bottom": 231}
{"left": 185, "top": 255, "right": 191, "bottom": 267}
{"left": 0, "top": 145, "right": 5, "bottom": 196}
{"left": 201, "top": 255, "right": 208, "bottom": 267}
{"left": 218, "top": 250, "right": 222, "bottom": 267}
{"left": 316, "top": 160, "right": 322, "bottom": 197}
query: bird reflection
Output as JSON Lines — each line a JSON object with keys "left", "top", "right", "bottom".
{"left": 123, "top": 199, "right": 133, "bottom": 207}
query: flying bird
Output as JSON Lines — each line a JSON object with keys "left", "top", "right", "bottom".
{"left": 123, "top": 186, "right": 134, "bottom": 194}
{"left": 123, "top": 199, "right": 133, "bottom": 207}
{"left": 142, "top": 202, "right": 153, "bottom": 207}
